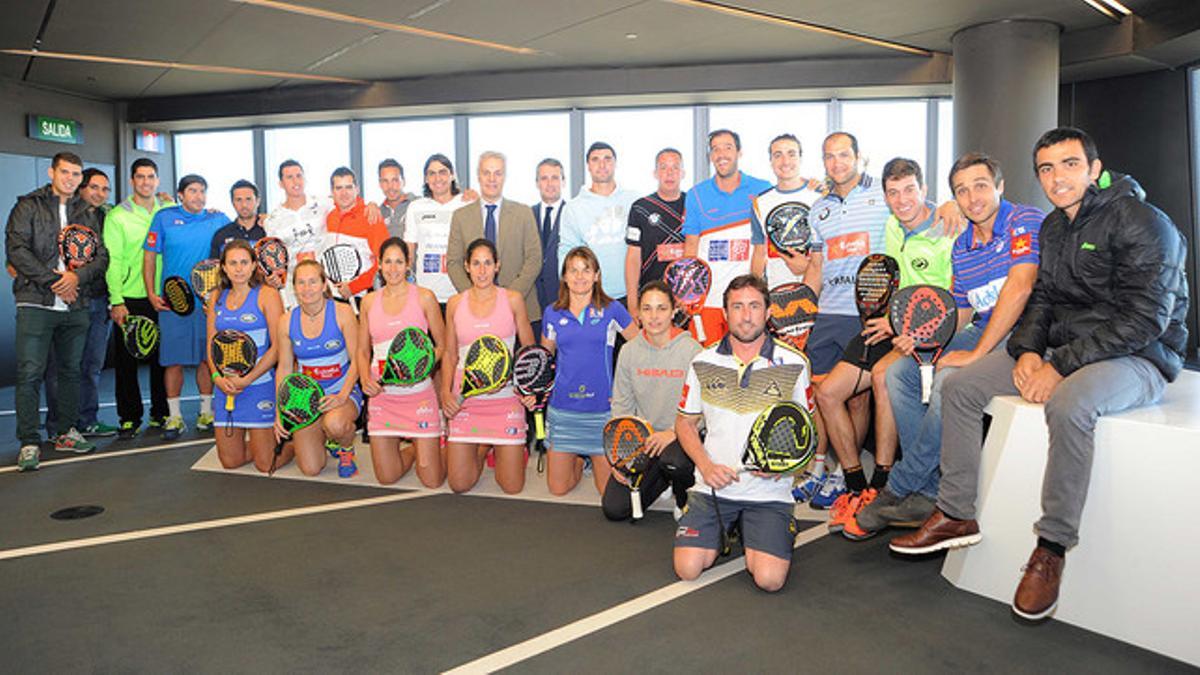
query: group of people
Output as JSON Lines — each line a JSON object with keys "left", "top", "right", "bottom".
{"left": 6, "top": 123, "right": 1188, "bottom": 618}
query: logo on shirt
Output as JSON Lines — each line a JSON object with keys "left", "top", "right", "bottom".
{"left": 1012, "top": 232, "right": 1032, "bottom": 258}
{"left": 256, "top": 400, "right": 275, "bottom": 411}
{"left": 912, "top": 257, "right": 929, "bottom": 271}
{"left": 817, "top": 207, "right": 831, "bottom": 221}
{"left": 422, "top": 253, "right": 445, "bottom": 274}
{"left": 648, "top": 213, "right": 661, "bottom": 225}
{"left": 146, "top": 231, "right": 158, "bottom": 247}
{"left": 656, "top": 242, "right": 684, "bottom": 261}
{"left": 824, "top": 232, "right": 869, "bottom": 260}
{"left": 678, "top": 383, "right": 690, "bottom": 409}
{"left": 638, "top": 368, "right": 685, "bottom": 378}
{"left": 302, "top": 364, "right": 343, "bottom": 380}
{"left": 240, "top": 313, "right": 257, "bottom": 324}
{"left": 763, "top": 380, "right": 782, "bottom": 398}
{"left": 707, "top": 239, "right": 750, "bottom": 262}
{"left": 323, "top": 338, "right": 343, "bottom": 350}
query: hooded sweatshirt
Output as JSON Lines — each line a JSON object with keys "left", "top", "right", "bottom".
{"left": 610, "top": 327, "right": 702, "bottom": 431}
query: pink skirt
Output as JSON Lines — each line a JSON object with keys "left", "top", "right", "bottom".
{"left": 447, "top": 395, "right": 527, "bottom": 445}
{"left": 368, "top": 387, "right": 442, "bottom": 438}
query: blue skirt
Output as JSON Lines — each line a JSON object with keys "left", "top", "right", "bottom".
{"left": 158, "top": 310, "right": 207, "bottom": 367}
{"left": 214, "top": 378, "right": 276, "bottom": 428}
{"left": 546, "top": 406, "right": 608, "bottom": 456}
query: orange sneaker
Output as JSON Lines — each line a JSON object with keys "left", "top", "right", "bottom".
{"left": 828, "top": 488, "right": 877, "bottom": 533}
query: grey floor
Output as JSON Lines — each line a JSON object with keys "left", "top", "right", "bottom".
{"left": 0, "top": 366, "right": 1192, "bottom": 672}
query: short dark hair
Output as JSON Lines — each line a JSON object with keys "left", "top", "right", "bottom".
{"left": 654, "top": 147, "right": 682, "bottom": 165}
{"left": 708, "top": 129, "right": 741, "bottom": 151}
{"left": 422, "top": 153, "right": 461, "bottom": 198}
{"left": 329, "top": 166, "right": 356, "bottom": 188}
{"left": 1032, "top": 126, "right": 1099, "bottom": 170}
{"left": 377, "top": 158, "right": 404, "bottom": 180}
{"left": 277, "top": 159, "right": 302, "bottom": 180}
{"left": 130, "top": 158, "right": 158, "bottom": 175}
{"left": 80, "top": 167, "right": 108, "bottom": 187}
{"left": 536, "top": 157, "right": 564, "bottom": 178}
{"left": 948, "top": 152, "right": 1003, "bottom": 191}
{"left": 51, "top": 152, "right": 83, "bottom": 170}
{"left": 824, "top": 131, "right": 860, "bottom": 156}
{"left": 769, "top": 134, "right": 802, "bottom": 156}
{"left": 586, "top": 141, "right": 616, "bottom": 162}
{"left": 723, "top": 273, "right": 769, "bottom": 310}
{"left": 230, "top": 179, "right": 259, "bottom": 201}
{"left": 882, "top": 157, "right": 924, "bottom": 189}
{"left": 638, "top": 279, "right": 676, "bottom": 308}
{"left": 177, "top": 174, "right": 207, "bottom": 193}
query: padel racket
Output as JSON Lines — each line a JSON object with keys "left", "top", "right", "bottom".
{"left": 460, "top": 334, "right": 513, "bottom": 400}
{"left": 663, "top": 257, "right": 712, "bottom": 343}
{"left": 889, "top": 285, "right": 956, "bottom": 404}
{"left": 853, "top": 254, "right": 900, "bottom": 364}
{"left": 604, "top": 416, "right": 653, "bottom": 521}
{"left": 764, "top": 202, "right": 812, "bottom": 254}
{"left": 162, "top": 275, "right": 195, "bottom": 316}
{"left": 513, "top": 345, "right": 556, "bottom": 473}
{"left": 58, "top": 224, "right": 99, "bottom": 270}
{"left": 190, "top": 258, "right": 221, "bottom": 307}
{"left": 121, "top": 315, "right": 159, "bottom": 360}
{"left": 380, "top": 327, "right": 436, "bottom": 386}
{"left": 254, "top": 237, "right": 289, "bottom": 288}
{"left": 743, "top": 401, "right": 818, "bottom": 474}
{"left": 768, "top": 282, "right": 819, "bottom": 351}
{"left": 211, "top": 328, "right": 258, "bottom": 433}
{"left": 322, "top": 243, "right": 364, "bottom": 313}
{"left": 270, "top": 372, "right": 325, "bottom": 475}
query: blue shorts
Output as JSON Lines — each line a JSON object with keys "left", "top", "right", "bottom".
{"left": 158, "top": 310, "right": 207, "bottom": 367}
{"left": 674, "top": 491, "right": 797, "bottom": 560}
{"left": 214, "top": 377, "right": 276, "bottom": 428}
{"left": 547, "top": 406, "right": 607, "bottom": 456}
{"left": 806, "top": 313, "right": 862, "bottom": 376}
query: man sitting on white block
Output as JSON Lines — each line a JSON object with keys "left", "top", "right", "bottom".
{"left": 889, "top": 127, "right": 1190, "bottom": 621}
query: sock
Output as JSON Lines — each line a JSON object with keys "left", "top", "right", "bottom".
{"left": 200, "top": 394, "right": 213, "bottom": 416}
{"left": 1037, "top": 536, "right": 1066, "bottom": 558}
{"left": 167, "top": 397, "right": 182, "bottom": 419}
{"left": 845, "top": 465, "right": 868, "bottom": 493}
{"left": 870, "top": 464, "right": 891, "bottom": 489}
{"left": 809, "top": 453, "right": 826, "bottom": 476}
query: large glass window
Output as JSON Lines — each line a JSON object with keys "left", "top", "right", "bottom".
{"left": 583, "top": 107, "right": 694, "bottom": 196}
{"left": 840, "top": 100, "right": 928, "bottom": 186}
{"left": 468, "top": 112, "right": 570, "bottom": 207}
{"left": 173, "top": 129, "right": 255, "bottom": 220}
{"left": 708, "top": 102, "right": 828, "bottom": 184}
{"left": 361, "top": 118, "right": 457, "bottom": 204}
{"left": 936, "top": 99, "right": 954, "bottom": 204}
{"left": 262, "top": 124, "right": 350, "bottom": 208}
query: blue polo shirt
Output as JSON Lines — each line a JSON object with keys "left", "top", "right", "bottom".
{"left": 542, "top": 301, "right": 633, "bottom": 413}
{"left": 809, "top": 175, "right": 889, "bottom": 316}
{"left": 682, "top": 171, "right": 771, "bottom": 308}
{"left": 145, "top": 205, "right": 228, "bottom": 293}
{"left": 951, "top": 200, "right": 1044, "bottom": 327}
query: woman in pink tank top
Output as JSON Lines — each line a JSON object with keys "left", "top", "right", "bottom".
{"left": 357, "top": 238, "right": 447, "bottom": 487}
{"left": 441, "top": 238, "right": 535, "bottom": 494}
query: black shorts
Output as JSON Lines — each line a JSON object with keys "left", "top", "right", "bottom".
{"left": 838, "top": 333, "right": 893, "bottom": 370}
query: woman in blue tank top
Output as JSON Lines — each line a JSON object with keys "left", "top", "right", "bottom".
{"left": 275, "top": 259, "right": 362, "bottom": 478}
{"left": 206, "top": 240, "right": 284, "bottom": 472}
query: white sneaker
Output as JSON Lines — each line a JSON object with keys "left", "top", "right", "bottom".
{"left": 810, "top": 468, "right": 847, "bottom": 510}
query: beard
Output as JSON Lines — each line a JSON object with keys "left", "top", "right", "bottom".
{"left": 729, "top": 321, "right": 766, "bottom": 344}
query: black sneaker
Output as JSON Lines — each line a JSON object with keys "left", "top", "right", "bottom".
{"left": 118, "top": 421, "right": 139, "bottom": 440}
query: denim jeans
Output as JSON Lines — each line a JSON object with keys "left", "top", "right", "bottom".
{"left": 884, "top": 326, "right": 986, "bottom": 499}
{"left": 45, "top": 296, "right": 111, "bottom": 430}
{"left": 16, "top": 306, "right": 88, "bottom": 444}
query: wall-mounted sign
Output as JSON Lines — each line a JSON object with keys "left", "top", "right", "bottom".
{"left": 134, "top": 128, "right": 165, "bottom": 153}
{"left": 27, "top": 114, "right": 83, "bottom": 145}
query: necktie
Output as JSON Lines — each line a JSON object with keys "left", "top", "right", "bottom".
{"left": 542, "top": 205, "right": 553, "bottom": 241}
{"left": 484, "top": 204, "right": 497, "bottom": 243}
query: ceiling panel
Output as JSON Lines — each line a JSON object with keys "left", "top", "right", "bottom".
{"left": 23, "top": 58, "right": 168, "bottom": 99}
{"left": 39, "top": 0, "right": 240, "bottom": 61}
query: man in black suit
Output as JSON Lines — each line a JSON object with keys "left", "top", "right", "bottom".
{"left": 531, "top": 158, "right": 565, "bottom": 337}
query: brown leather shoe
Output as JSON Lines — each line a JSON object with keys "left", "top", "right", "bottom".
{"left": 888, "top": 509, "right": 982, "bottom": 555}
{"left": 1012, "top": 546, "right": 1064, "bottom": 620}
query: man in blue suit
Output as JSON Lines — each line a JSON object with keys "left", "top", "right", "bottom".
{"left": 531, "top": 157, "right": 565, "bottom": 338}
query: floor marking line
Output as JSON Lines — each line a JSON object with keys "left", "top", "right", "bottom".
{"left": 0, "top": 492, "right": 430, "bottom": 562}
{"left": 0, "top": 439, "right": 214, "bottom": 475}
{"left": 443, "top": 522, "right": 828, "bottom": 674}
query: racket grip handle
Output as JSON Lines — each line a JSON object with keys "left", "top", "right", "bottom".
{"left": 226, "top": 393, "right": 236, "bottom": 412}
{"left": 692, "top": 313, "right": 706, "bottom": 344}
{"left": 631, "top": 488, "right": 643, "bottom": 520}
{"left": 920, "top": 364, "right": 934, "bottom": 404}
{"left": 534, "top": 412, "right": 546, "bottom": 440}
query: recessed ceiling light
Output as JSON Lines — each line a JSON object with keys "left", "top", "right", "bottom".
{"left": 625, "top": 33, "right": 638, "bottom": 39}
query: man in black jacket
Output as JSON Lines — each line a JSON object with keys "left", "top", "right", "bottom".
{"left": 890, "top": 128, "right": 1189, "bottom": 620}
{"left": 6, "top": 151, "right": 110, "bottom": 470}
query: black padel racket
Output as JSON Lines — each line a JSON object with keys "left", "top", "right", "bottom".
{"left": 271, "top": 372, "right": 325, "bottom": 475}
{"left": 322, "top": 243, "right": 364, "bottom": 313}
{"left": 513, "top": 345, "right": 556, "bottom": 473}
{"left": 254, "top": 237, "right": 289, "bottom": 288}
{"left": 461, "top": 334, "right": 513, "bottom": 400}
{"left": 743, "top": 401, "right": 818, "bottom": 475}
{"left": 764, "top": 202, "right": 812, "bottom": 254}
{"left": 663, "top": 257, "right": 712, "bottom": 343}
{"left": 162, "top": 275, "right": 195, "bottom": 316}
{"left": 190, "top": 258, "right": 221, "bottom": 307}
{"left": 211, "top": 328, "right": 259, "bottom": 433}
{"left": 381, "top": 327, "right": 436, "bottom": 386}
{"left": 889, "top": 284, "right": 956, "bottom": 404}
{"left": 603, "top": 416, "right": 653, "bottom": 521}
{"left": 768, "top": 282, "right": 819, "bottom": 351}
{"left": 121, "top": 315, "right": 160, "bottom": 360}
{"left": 853, "top": 254, "right": 900, "bottom": 363}
{"left": 58, "top": 224, "right": 99, "bottom": 270}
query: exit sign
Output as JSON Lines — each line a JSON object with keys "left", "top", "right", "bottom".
{"left": 28, "top": 114, "right": 83, "bottom": 145}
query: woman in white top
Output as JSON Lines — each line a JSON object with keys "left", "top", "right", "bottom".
{"left": 403, "top": 154, "right": 478, "bottom": 304}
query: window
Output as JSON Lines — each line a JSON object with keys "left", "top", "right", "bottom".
{"left": 468, "top": 112, "right": 570, "bottom": 206}
{"left": 173, "top": 129, "right": 255, "bottom": 220}
{"left": 262, "top": 124, "right": 350, "bottom": 208}
{"left": 583, "top": 107, "right": 693, "bottom": 195}
{"left": 839, "top": 100, "right": 928, "bottom": 186}
{"left": 708, "top": 102, "right": 828, "bottom": 184}
{"left": 936, "top": 99, "right": 954, "bottom": 204}
{"left": 361, "top": 118, "right": 457, "bottom": 204}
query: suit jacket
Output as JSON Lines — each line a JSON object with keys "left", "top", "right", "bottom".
{"left": 447, "top": 198, "right": 543, "bottom": 320}
{"left": 531, "top": 201, "right": 564, "bottom": 312}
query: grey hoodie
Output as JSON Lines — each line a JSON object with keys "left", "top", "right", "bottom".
{"left": 611, "top": 328, "right": 702, "bottom": 432}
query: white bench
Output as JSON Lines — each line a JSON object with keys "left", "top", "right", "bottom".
{"left": 941, "top": 369, "right": 1200, "bottom": 666}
